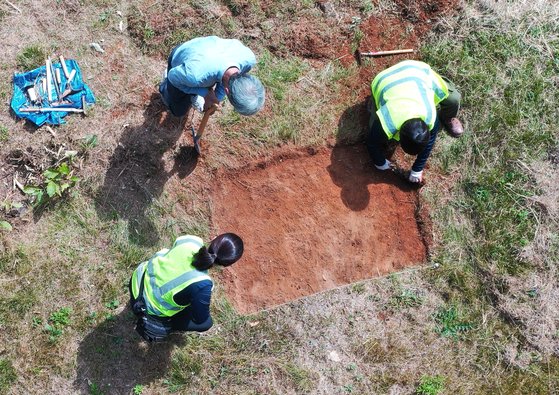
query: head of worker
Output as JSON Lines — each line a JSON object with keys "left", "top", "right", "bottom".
{"left": 225, "top": 71, "right": 265, "bottom": 116}
{"left": 192, "top": 233, "right": 244, "bottom": 271}
{"left": 399, "top": 118, "right": 430, "bottom": 156}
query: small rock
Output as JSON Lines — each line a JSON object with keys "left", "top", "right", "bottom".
{"left": 328, "top": 350, "right": 341, "bottom": 362}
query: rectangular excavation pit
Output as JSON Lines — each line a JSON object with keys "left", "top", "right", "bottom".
{"left": 211, "top": 146, "right": 429, "bottom": 314}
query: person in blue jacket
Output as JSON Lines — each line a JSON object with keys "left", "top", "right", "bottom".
{"left": 159, "top": 36, "right": 265, "bottom": 117}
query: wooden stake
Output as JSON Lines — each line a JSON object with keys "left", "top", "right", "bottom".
{"left": 360, "top": 49, "right": 414, "bottom": 57}
{"left": 59, "top": 55, "right": 70, "bottom": 78}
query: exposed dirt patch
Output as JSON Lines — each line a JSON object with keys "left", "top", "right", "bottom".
{"left": 211, "top": 146, "right": 429, "bottom": 313}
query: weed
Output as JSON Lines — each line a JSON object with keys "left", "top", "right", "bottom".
{"left": 433, "top": 305, "right": 472, "bottom": 339}
{"left": 0, "top": 125, "right": 8, "bottom": 142}
{"left": 80, "top": 134, "right": 99, "bottom": 152}
{"left": 351, "top": 283, "right": 366, "bottom": 294}
{"left": 89, "top": 382, "right": 104, "bottom": 395}
{"left": 104, "top": 299, "right": 119, "bottom": 310}
{"left": 0, "top": 221, "right": 12, "bottom": 232}
{"left": 416, "top": 375, "right": 445, "bottom": 395}
{"left": 390, "top": 288, "right": 424, "bottom": 309}
{"left": 45, "top": 307, "right": 72, "bottom": 343}
{"left": 0, "top": 358, "right": 16, "bottom": 393}
{"left": 284, "top": 363, "right": 314, "bottom": 392}
{"left": 23, "top": 161, "right": 80, "bottom": 208}
{"left": 132, "top": 384, "right": 144, "bottom": 394}
{"left": 16, "top": 45, "right": 46, "bottom": 71}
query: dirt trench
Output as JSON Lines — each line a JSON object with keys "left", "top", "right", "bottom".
{"left": 211, "top": 146, "right": 430, "bottom": 313}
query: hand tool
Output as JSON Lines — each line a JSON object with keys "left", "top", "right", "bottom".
{"left": 190, "top": 104, "right": 219, "bottom": 154}
{"left": 59, "top": 55, "right": 70, "bottom": 78}
{"left": 45, "top": 58, "right": 53, "bottom": 101}
{"left": 355, "top": 49, "right": 414, "bottom": 65}
{"left": 49, "top": 60, "right": 62, "bottom": 100}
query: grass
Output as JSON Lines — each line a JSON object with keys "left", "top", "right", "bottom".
{"left": 416, "top": 375, "right": 445, "bottom": 395}
{"left": 1, "top": 0, "right": 558, "bottom": 394}
{"left": 0, "top": 358, "right": 16, "bottom": 394}
{"left": 15, "top": 45, "right": 46, "bottom": 71}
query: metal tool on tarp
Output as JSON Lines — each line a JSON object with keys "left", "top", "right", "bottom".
{"left": 190, "top": 103, "right": 219, "bottom": 154}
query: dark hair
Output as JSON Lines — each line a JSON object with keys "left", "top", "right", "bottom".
{"left": 400, "top": 118, "right": 430, "bottom": 155}
{"left": 192, "top": 233, "right": 244, "bottom": 271}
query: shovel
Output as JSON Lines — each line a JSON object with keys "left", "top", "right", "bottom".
{"left": 191, "top": 103, "right": 219, "bottom": 154}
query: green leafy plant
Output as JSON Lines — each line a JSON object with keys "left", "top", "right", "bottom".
{"left": 416, "top": 375, "right": 445, "bottom": 395}
{"left": 104, "top": 299, "right": 119, "bottom": 310}
{"left": 23, "top": 161, "right": 79, "bottom": 207}
{"left": 45, "top": 307, "right": 72, "bottom": 343}
{"left": 133, "top": 384, "right": 144, "bottom": 394}
{"left": 0, "top": 221, "right": 12, "bottom": 231}
{"left": 433, "top": 305, "right": 472, "bottom": 339}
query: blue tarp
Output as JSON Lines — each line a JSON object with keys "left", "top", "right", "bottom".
{"left": 11, "top": 59, "right": 95, "bottom": 127}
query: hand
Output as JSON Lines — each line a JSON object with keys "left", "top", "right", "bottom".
{"left": 408, "top": 170, "right": 423, "bottom": 183}
{"left": 191, "top": 95, "right": 205, "bottom": 113}
{"left": 374, "top": 159, "right": 393, "bottom": 171}
{"left": 204, "top": 89, "right": 219, "bottom": 111}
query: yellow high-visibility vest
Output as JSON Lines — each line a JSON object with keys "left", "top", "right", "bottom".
{"left": 371, "top": 60, "right": 449, "bottom": 140}
{"left": 131, "top": 235, "right": 212, "bottom": 317}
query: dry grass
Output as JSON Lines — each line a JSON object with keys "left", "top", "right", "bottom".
{"left": 0, "top": 0, "right": 558, "bottom": 394}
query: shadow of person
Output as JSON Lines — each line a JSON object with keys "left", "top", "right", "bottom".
{"left": 327, "top": 98, "right": 413, "bottom": 211}
{"left": 95, "top": 93, "right": 199, "bottom": 246}
{"left": 74, "top": 308, "right": 185, "bottom": 394}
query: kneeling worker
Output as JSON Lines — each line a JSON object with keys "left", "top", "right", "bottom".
{"left": 130, "top": 233, "right": 244, "bottom": 342}
{"left": 366, "top": 60, "right": 464, "bottom": 183}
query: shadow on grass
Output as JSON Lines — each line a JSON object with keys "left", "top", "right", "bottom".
{"left": 94, "top": 92, "right": 199, "bottom": 246}
{"left": 74, "top": 308, "right": 185, "bottom": 394}
{"left": 328, "top": 99, "right": 413, "bottom": 211}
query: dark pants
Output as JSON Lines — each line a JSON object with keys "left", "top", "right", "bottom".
{"left": 159, "top": 46, "right": 193, "bottom": 117}
{"left": 129, "top": 279, "right": 213, "bottom": 333}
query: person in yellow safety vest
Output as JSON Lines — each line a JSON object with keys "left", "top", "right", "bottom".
{"left": 129, "top": 233, "right": 244, "bottom": 342}
{"left": 365, "top": 60, "right": 464, "bottom": 183}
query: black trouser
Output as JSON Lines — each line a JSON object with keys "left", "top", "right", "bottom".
{"left": 128, "top": 279, "right": 213, "bottom": 332}
{"left": 159, "top": 45, "right": 193, "bottom": 117}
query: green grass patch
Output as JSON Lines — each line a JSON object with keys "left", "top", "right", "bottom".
{"left": 16, "top": 45, "right": 46, "bottom": 71}
{"left": 0, "top": 358, "right": 16, "bottom": 394}
{"left": 416, "top": 375, "right": 445, "bottom": 395}
{"left": 0, "top": 126, "right": 8, "bottom": 143}
{"left": 255, "top": 50, "right": 309, "bottom": 101}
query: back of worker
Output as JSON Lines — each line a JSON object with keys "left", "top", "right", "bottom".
{"left": 130, "top": 233, "right": 244, "bottom": 342}
{"left": 159, "top": 36, "right": 265, "bottom": 117}
{"left": 366, "top": 60, "right": 464, "bottom": 183}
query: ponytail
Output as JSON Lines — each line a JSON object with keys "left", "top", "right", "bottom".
{"left": 192, "top": 233, "right": 244, "bottom": 270}
{"left": 192, "top": 246, "right": 216, "bottom": 271}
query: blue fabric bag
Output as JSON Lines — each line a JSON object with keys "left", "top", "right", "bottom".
{"left": 11, "top": 59, "right": 95, "bottom": 127}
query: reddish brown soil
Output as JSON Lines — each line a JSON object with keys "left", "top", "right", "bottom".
{"left": 212, "top": 146, "right": 428, "bottom": 313}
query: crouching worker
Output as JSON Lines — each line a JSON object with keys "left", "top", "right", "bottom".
{"left": 129, "top": 233, "right": 244, "bottom": 342}
{"left": 366, "top": 60, "right": 463, "bottom": 183}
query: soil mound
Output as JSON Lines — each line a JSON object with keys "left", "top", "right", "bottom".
{"left": 211, "top": 146, "right": 429, "bottom": 313}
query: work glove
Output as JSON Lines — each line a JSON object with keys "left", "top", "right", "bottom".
{"left": 191, "top": 95, "right": 205, "bottom": 113}
{"left": 408, "top": 170, "right": 423, "bottom": 183}
{"left": 374, "top": 159, "right": 393, "bottom": 171}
